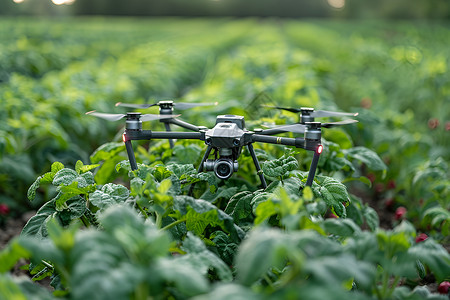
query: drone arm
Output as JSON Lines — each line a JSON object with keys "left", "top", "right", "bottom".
{"left": 251, "top": 134, "right": 300, "bottom": 148}
{"left": 125, "top": 130, "right": 203, "bottom": 140}
{"left": 257, "top": 128, "right": 294, "bottom": 136}
{"left": 168, "top": 118, "right": 201, "bottom": 132}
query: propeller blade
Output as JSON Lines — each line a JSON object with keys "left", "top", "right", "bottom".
{"left": 140, "top": 114, "right": 181, "bottom": 122}
{"left": 311, "top": 110, "right": 359, "bottom": 118}
{"left": 173, "top": 102, "right": 218, "bottom": 110}
{"left": 85, "top": 111, "right": 126, "bottom": 121}
{"left": 267, "top": 123, "right": 308, "bottom": 134}
{"left": 115, "top": 102, "right": 158, "bottom": 109}
{"left": 321, "top": 119, "right": 359, "bottom": 128}
{"left": 261, "top": 105, "right": 302, "bottom": 113}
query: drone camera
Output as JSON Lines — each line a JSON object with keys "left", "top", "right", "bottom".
{"left": 204, "top": 158, "right": 239, "bottom": 179}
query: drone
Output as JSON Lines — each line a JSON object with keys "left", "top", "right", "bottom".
{"left": 86, "top": 102, "right": 358, "bottom": 189}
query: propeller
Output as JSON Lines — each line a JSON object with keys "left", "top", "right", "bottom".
{"left": 265, "top": 119, "right": 358, "bottom": 134}
{"left": 85, "top": 111, "right": 180, "bottom": 122}
{"left": 262, "top": 105, "right": 358, "bottom": 118}
{"left": 115, "top": 101, "right": 218, "bottom": 110}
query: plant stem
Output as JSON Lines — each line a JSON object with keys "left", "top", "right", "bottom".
{"left": 387, "top": 276, "right": 401, "bottom": 297}
{"left": 136, "top": 203, "right": 148, "bottom": 219}
{"left": 80, "top": 215, "right": 90, "bottom": 228}
{"left": 161, "top": 218, "right": 186, "bottom": 231}
{"left": 155, "top": 212, "right": 163, "bottom": 229}
{"left": 381, "top": 272, "right": 390, "bottom": 299}
{"left": 134, "top": 282, "right": 149, "bottom": 300}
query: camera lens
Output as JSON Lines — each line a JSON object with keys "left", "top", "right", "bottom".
{"left": 214, "top": 159, "right": 233, "bottom": 179}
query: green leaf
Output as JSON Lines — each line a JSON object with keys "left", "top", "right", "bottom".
{"left": 303, "top": 254, "right": 376, "bottom": 291}
{"left": 0, "top": 273, "right": 53, "bottom": 300}
{"left": 408, "top": 239, "right": 450, "bottom": 282}
{"left": 422, "top": 206, "right": 450, "bottom": 229}
{"left": 225, "top": 191, "right": 254, "bottom": 222}
{"left": 75, "top": 160, "right": 100, "bottom": 174}
{"left": 343, "top": 147, "right": 387, "bottom": 171}
{"left": 174, "top": 196, "right": 238, "bottom": 239}
{"left": 236, "top": 228, "right": 294, "bottom": 286}
{"left": 51, "top": 161, "right": 65, "bottom": 174}
{"left": 153, "top": 165, "right": 173, "bottom": 182}
{"left": 27, "top": 161, "right": 65, "bottom": 201}
{"left": 27, "top": 178, "right": 42, "bottom": 201}
{"left": 152, "top": 258, "right": 209, "bottom": 297}
{"left": 254, "top": 199, "right": 278, "bottom": 225}
{"left": 172, "top": 144, "right": 202, "bottom": 165}
{"left": 55, "top": 182, "right": 95, "bottom": 211}
{"left": 190, "top": 283, "right": 260, "bottom": 300}
{"left": 21, "top": 200, "right": 57, "bottom": 238}
{"left": 180, "top": 232, "right": 232, "bottom": 281}
{"left": 313, "top": 176, "right": 350, "bottom": 218}
{"left": 201, "top": 186, "right": 238, "bottom": 204}
{"left": 52, "top": 168, "right": 78, "bottom": 186}
{"left": 166, "top": 163, "right": 197, "bottom": 179}
{"left": 89, "top": 183, "right": 130, "bottom": 211}
{"left": 90, "top": 142, "right": 125, "bottom": 164}
{"left": 363, "top": 206, "right": 379, "bottom": 231}
{"left": 262, "top": 150, "right": 298, "bottom": 178}
{"left": 323, "top": 218, "right": 361, "bottom": 237}
{"left": 0, "top": 239, "right": 31, "bottom": 273}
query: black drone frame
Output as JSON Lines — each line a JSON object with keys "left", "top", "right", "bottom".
{"left": 120, "top": 113, "right": 324, "bottom": 189}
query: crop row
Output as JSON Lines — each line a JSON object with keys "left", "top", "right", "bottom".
{"left": 0, "top": 18, "right": 448, "bottom": 299}
{"left": 0, "top": 18, "right": 253, "bottom": 211}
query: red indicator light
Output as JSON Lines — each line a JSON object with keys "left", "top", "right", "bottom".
{"left": 317, "top": 145, "right": 323, "bottom": 154}
{"left": 122, "top": 134, "right": 126, "bottom": 143}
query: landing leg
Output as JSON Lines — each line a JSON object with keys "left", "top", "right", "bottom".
{"left": 247, "top": 143, "right": 267, "bottom": 189}
{"left": 164, "top": 122, "right": 175, "bottom": 149}
{"left": 305, "top": 150, "right": 321, "bottom": 187}
{"left": 124, "top": 140, "right": 138, "bottom": 171}
{"left": 189, "top": 145, "right": 213, "bottom": 195}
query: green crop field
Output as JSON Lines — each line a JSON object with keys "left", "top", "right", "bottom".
{"left": 0, "top": 17, "right": 449, "bottom": 299}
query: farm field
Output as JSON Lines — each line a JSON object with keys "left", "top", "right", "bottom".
{"left": 0, "top": 17, "right": 449, "bottom": 299}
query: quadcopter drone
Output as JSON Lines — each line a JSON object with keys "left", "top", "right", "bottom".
{"left": 87, "top": 102, "right": 358, "bottom": 189}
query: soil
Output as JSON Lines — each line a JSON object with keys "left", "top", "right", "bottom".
{"left": 0, "top": 211, "right": 34, "bottom": 249}
{"left": 0, "top": 211, "right": 52, "bottom": 288}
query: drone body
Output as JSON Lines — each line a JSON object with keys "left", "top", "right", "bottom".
{"left": 87, "top": 102, "right": 358, "bottom": 189}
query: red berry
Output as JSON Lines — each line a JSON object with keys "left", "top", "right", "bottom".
{"left": 0, "top": 204, "right": 10, "bottom": 215}
{"left": 375, "top": 183, "right": 384, "bottom": 193}
{"left": 361, "top": 97, "right": 372, "bottom": 109}
{"left": 437, "top": 281, "right": 449, "bottom": 294}
{"left": 367, "top": 173, "right": 376, "bottom": 184}
{"left": 415, "top": 233, "right": 428, "bottom": 243}
{"left": 428, "top": 118, "right": 439, "bottom": 129}
{"left": 387, "top": 180, "right": 396, "bottom": 190}
{"left": 385, "top": 198, "right": 394, "bottom": 208}
{"left": 446, "top": 121, "right": 450, "bottom": 131}
{"left": 395, "top": 206, "right": 407, "bottom": 220}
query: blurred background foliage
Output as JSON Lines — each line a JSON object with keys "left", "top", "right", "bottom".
{"left": 0, "top": 0, "right": 448, "bottom": 237}
{"left": 1, "top": 0, "right": 449, "bottom": 19}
